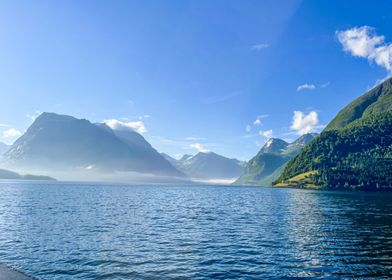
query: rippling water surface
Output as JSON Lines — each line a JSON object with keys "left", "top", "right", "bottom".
{"left": 0, "top": 181, "right": 392, "bottom": 279}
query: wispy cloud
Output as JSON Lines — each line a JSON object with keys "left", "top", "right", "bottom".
{"left": 189, "top": 143, "right": 209, "bottom": 153}
{"left": 251, "top": 43, "right": 269, "bottom": 51}
{"left": 104, "top": 119, "right": 147, "bottom": 134}
{"left": 254, "top": 115, "right": 267, "bottom": 127}
{"left": 253, "top": 115, "right": 268, "bottom": 126}
{"left": 259, "top": 129, "right": 273, "bottom": 138}
{"left": 0, "top": 124, "right": 8, "bottom": 127}
{"left": 244, "top": 115, "right": 268, "bottom": 138}
{"left": 120, "top": 114, "right": 150, "bottom": 121}
{"left": 297, "top": 83, "right": 316, "bottom": 91}
{"left": 320, "top": 82, "right": 330, "bottom": 88}
{"left": 3, "top": 128, "right": 22, "bottom": 138}
{"left": 337, "top": 26, "right": 392, "bottom": 73}
{"left": 151, "top": 136, "right": 215, "bottom": 154}
{"left": 253, "top": 118, "right": 261, "bottom": 126}
{"left": 139, "top": 114, "right": 150, "bottom": 119}
{"left": 290, "top": 111, "right": 319, "bottom": 135}
{"left": 297, "top": 82, "right": 330, "bottom": 92}
{"left": 185, "top": 136, "right": 206, "bottom": 141}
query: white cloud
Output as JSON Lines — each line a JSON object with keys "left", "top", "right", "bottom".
{"left": 3, "top": 128, "right": 22, "bottom": 138}
{"left": 245, "top": 125, "right": 251, "bottom": 132}
{"left": 259, "top": 129, "right": 273, "bottom": 138}
{"left": 251, "top": 43, "right": 269, "bottom": 50}
{"left": 138, "top": 114, "right": 150, "bottom": 120}
{"left": 297, "top": 83, "right": 316, "bottom": 91}
{"left": 252, "top": 114, "right": 268, "bottom": 126}
{"left": 337, "top": 26, "right": 383, "bottom": 57}
{"left": 320, "top": 82, "right": 330, "bottom": 88}
{"left": 337, "top": 26, "right": 392, "bottom": 72}
{"left": 189, "top": 143, "right": 209, "bottom": 153}
{"left": 104, "top": 119, "right": 147, "bottom": 134}
{"left": 371, "top": 44, "right": 392, "bottom": 71}
{"left": 290, "top": 111, "right": 319, "bottom": 135}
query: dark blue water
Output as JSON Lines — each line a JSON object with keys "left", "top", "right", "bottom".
{"left": 0, "top": 181, "right": 392, "bottom": 279}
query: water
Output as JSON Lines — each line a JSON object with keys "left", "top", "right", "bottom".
{"left": 0, "top": 181, "right": 391, "bottom": 279}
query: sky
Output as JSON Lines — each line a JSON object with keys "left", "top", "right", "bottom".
{"left": 0, "top": 0, "right": 391, "bottom": 160}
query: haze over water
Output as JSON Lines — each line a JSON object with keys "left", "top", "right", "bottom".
{"left": 0, "top": 181, "right": 391, "bottom": 279}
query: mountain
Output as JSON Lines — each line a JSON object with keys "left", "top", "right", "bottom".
{"left": 282, "top": 133, "right": 319, "bottom": 156}
{"left": 325, "top": 77, "right": 392, "bottom": 131}
{"left": 179, "top": 154, "right": 193, "bottom": 162}
{"left": 234, "top": 134, "right": 317, "bottom": 186}
{"left": 0, "top": 112, "right": 184, "bottom": 178}
{"left": 0, "top": 142, "right": 10, "bottom": 156}
{"left": 160, "top": 152, "right": 184, "bottom": 170}
{"left": 259, "top": 138, "right": 289, "bottom": 154}
{"left": 173, "top": 152, "right": 245, "bottom": 180}
{"left": 275, "top": 77, "right": 392, "bottom": 190}
{"left": 0, "top": 169, "right": 55, "bottom": 181}
{"left": 160, "top": 153, "right": 178, "bottom": 166}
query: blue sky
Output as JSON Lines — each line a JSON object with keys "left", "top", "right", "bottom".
{"left": 0, "top": 0, "right": 391, "bottom": 160}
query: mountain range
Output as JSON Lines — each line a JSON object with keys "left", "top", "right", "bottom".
{"left": 162, "top": 152, "right": 245, "bottom": 181}
{"left": 0, "top": 113, "right": 184, "bottom": 179}
{"left": 0, "top": 112, "right": 245, "bottom": 183}
{"left": 274, "top": 77, "right": 392, "bottom": 190}
{"left": 0, "top": 169, "right": 55, "bottom": 181}
{"left": 234, "top": 133, "right": 317, "bottom": 186}
{"left": 2, "top": 75, "right": 391, "bottom": 190}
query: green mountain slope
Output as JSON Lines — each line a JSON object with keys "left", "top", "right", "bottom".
{"left": 275, "top": 78, "right": 392, "bottom": 190}
{"left": 234, "top": 134, "right": 317, "bottom": 186}
{"left": 326, "top": 77, "right": 392, "bottom": 130}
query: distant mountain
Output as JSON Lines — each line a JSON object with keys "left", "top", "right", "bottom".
{"left": 160, "top": 153, "right": 184, "bottom": 170}
{"left": 1, "top": 112, "right": 184, "bottom": 178}
{"left": 160, "top": 153, "right": 178, "bottom": 166}
{"left": 282, "top": 133, "right": 319, "bottom": 156}
{"left": 0, "top": 169, "right": 55, "bottom": 181}
{"left": 275, "top": 77, "right": 392, "bottom": 190}
{"left": 171, "top": 152, "right": 244, "bottom": 180}
{"left": 179, "top": 154, "right": 193, "bottom": 162}
{"left": 0, "top": 142, "right": 10, "bottom": 156}
{"left": 259, "top": 138, "right": 289, "bottom": 155}
{"left": 234, "top": 134, "right": 317, "bottom": 186}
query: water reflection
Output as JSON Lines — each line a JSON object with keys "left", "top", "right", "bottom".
{"left": 0, "top": 182, "right": 391, "bottom": 279}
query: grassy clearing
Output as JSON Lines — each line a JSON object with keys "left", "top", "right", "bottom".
{"left": 273, "top": 171, "right": 321, "bottom": 189}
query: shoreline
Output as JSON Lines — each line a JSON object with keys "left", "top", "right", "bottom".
{"left": 0, "top": 263, "right": 36, "bottom": 280}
